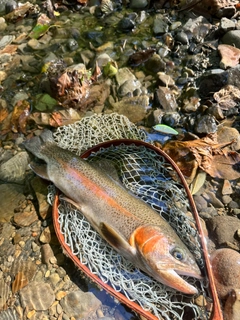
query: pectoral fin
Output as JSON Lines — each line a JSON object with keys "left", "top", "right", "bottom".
{"left": 100, "top": 222, "right": 136, "bottom": 257}
{"left": 60, "top": 196, "right": 83, "bottom": 212}
{"left": 29, "top": 163, "right": 50, "bottom": 180}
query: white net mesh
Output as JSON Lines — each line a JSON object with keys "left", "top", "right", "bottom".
{"left": 53, "top": 113, "right": 147, "bottom": 154}
{"left": 48, "top": 113, "right": 211, "bottom": 320}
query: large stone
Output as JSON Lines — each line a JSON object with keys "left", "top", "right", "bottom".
{"left": 0, "top": 279, "right": 10, "bottom": 310}
{"left": 60, "top": 290, "right": 101, "bottom": 320}
{"left": 0, "top": 151, "right": 29, "bottom": 183}
{"left": 20, "top": 282, "right": 55, "bottom": 311}
{"left": 206, "top": 216, "right": 240, "bottom": 249}
{"left": 222, "top": 30, "right": 240, "bottom": 49}
{"left": 0, "top": 184, "right": 25, "bottom": 222}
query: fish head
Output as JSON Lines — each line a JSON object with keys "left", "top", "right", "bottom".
{"left": 130, "top": 225, "right": 202, "bottom": 294}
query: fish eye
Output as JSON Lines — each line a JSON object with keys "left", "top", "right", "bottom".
{"left": 171, "top": 248, "right": 185, "bottom": 261}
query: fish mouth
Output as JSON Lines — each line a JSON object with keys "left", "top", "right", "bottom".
{"left": 175, "top": 268, "right": 203, "bottom": 280}
{"left": 153, "top": 267, "right": 200, "bottom": 294}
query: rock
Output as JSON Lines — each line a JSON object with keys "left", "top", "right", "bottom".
{"left": 222, "top": 180, "right": 233, "bottom": 195}
{"left": 145, "top": 53, "right": 166, "bottom": 73}
{"left": 118, "top": 79, "right": 142, "bottom": 97}
{"left": 175, "top": 30, "right": 189, "bottom": 44}
{"left": 0, "top": 308, "right": 19, "bottom": 319}
{"left": 156, "top": 72, "right": 175, "bottom": 87}
{"left": 206, "top": 216, "right": 240, "bottom": 249}
{"left": 217, "top": 126, "right": 240, "bottom": 151}
{"left": 0, "top": 34, "right": 14, "bottom": 50}
{"left": 220, "top": 17, "right": 236, "bottom": 32}
{"left": 41, "top": 244, "right": 57, "bottom": 265}
{"left": 162, "top": 112, "right": 180, "bottom": 127}
{"left": 39, "top": 226, "right": 52, "bottom": 244}
{"left": 20, "top": 282, "right": 55, "bottom": 310}
{"left": 0, "top": 17, "right": 7, "bottom": 31}
{"left": 182, "top": 16, "right": 211, "bottom": 41}
{"left": 0, "top": 151, "right": 29, "bottom": 183}
{"left": 194, "top": 114, "right": 217, "bottom": 134}
{"left": 224, "top": 289, "right": 240, "bottom": 320}
{"left": 30, "top": 176, "right": 50, "bottom": 220}
{"left": 95, "top": 52, "right": 112, "bottom": 68}
{"left": 49, "top": 272, "right": 61, "bottom": 287}
{"left": 210, "top": 248, "right": 240, "bottom": 299}
{"left": 60, "top": 290, "right": 101, "bottom": 319}
{"left": 129, "top": 0, "right": 148, "bottom": 9}
{"left": 197, "top": 69, "right": 228, "bottom": 99}
{"left": 118, "top": 16, "right": 136, "bottom": 33}
{"left": 153, "top": 14, "right": 169, "bottom": 34}
{"left": 115, "top": 68, "right": 136, "bottom": 87}
{"left": 106, "top": 95, "right": 148, "bottom": 123}
{"left": 222, "top": 30, "right": 240, "bottom": 49}
{"left": 0, "top": 279, "right": 10, "bottom": 309}
{"left": 194, "top": 195, "right": 208, "bottom": 212}
{"left": 0, "top": 184, "right": 25, "bottom": 222}
{"left": 66, "top": 38, "right": 78, "bottom": 51}
{"left": 13, "top": 207, "right": 39, "bottom": 227}
{"left": 154, "top": 86, "right": 177, "bottom": 111}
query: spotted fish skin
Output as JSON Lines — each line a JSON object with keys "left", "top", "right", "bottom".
{"left": 24, "top": 130, "right": 202, "bottom": 294}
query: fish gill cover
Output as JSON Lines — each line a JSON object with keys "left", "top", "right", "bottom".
{"left": 48, "top": 113, "right": 209, "bottom": 320}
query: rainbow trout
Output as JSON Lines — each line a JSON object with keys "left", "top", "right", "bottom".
{"left": 24, "top": 130, "right": 202, "bottom": 294}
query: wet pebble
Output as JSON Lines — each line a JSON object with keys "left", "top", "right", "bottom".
{"left": 118, "top": 79, "right": 142, "bottom": 97}
{"left": 20, "top": 282, "right": 55, "bottom": 310}
{"left": 106, "top": 95, "right": 148, "bottom": 123}
{"left": 154, "top": 86, "right": 177, "bottom": 111}
{"left": 118, "top": 16, "right": 136, "bottom": 33}
{"left": 0, "top": 17, "right": 7, "bottom": 31}
{"left": 220, "top": 17, "right": 236, "bottom": 32}
{"left": 60, "top": 290, "right": 101, "bottom": 319}
{"left": 13, "top": 206, "right": 39, "bottom": 227}
{"left": 224, "top": 289, "right": 240, "bottom": 320}
{"left": 0, "top": 279, "right": 11, "bottom": 309}
{"left": 156, "top": 72, "right": 175, "bottom": 87}
{"left": 153, "top": 14, "right": 169, "bottom": 34}
{"left": 222, "top": 30, "right": 240, "bottom": 49}
{"left": 175, "top": 31, "right": 189, "bottom": 45}
{"left": 0, "top": 184, "right": 25, "bottom": 222}
{"left": 0, "top": 34, "right": 14, "bottom": 49}
{"left": 129, "top": 0, "right": 148, "bottom": 9}
{"left": 115, "top": 67, "right": 136, "bottom": 87}
{"left": 194, "top": 114, "right": 217, "bottom": 134}
{"left": 206, "top": 216, "right": 240, "bottom": 249}
{"left": 210, "top": 249, "right": 240, "bottom": 299}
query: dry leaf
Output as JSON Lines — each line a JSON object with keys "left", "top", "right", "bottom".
{"left": 0, "top": 44, "right": 18, "bottom": 55}
{"left": 12, "top": 271, "right": 28, "bottom": 293}
{"left": 0, "top": 106, "right": 8, "bottom": 123}
{"left": 213, "top": 85, "right": 240, "bottom": 110}
{"left": 11, "top": 100, "right": 30, "bottom": 133}
{"left": 190, "top": 170, "right": 206, "bottom": 195}
{"left": 57, "top": 73, "right": 72, "bottom": 96}
{"left": 162, "top": 133, "right": 240, "bottom": 181}
{"left": 28, "top": 108, "right": 81, "bottom": 127}
{"left": 218, "top": 44, "right": 240, "bottom": 69}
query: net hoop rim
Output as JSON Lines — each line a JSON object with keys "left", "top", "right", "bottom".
{"left": 52, "top": 138, "right": 222, "bottom": 320}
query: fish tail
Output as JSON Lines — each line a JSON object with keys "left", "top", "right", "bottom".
{"left": 24, "top": 129, "right": 55, "bottom": 159}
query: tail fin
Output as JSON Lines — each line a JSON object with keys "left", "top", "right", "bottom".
{"left": 24, "top": 129, "right": 55, "bottom": 159}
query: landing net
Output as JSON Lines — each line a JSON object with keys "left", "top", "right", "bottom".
{"left": 48, "top": 113, "right": 210, "bottom": 320}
